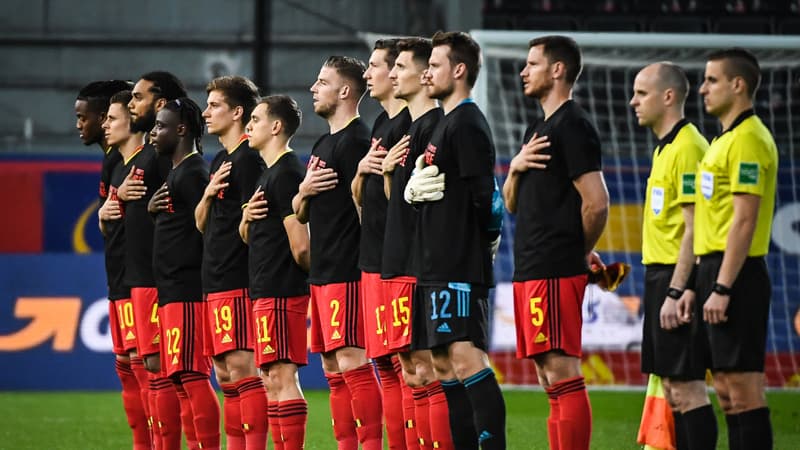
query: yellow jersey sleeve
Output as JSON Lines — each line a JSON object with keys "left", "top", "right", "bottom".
{"left": 728, "top": 131, "right": 772, "bottom": 197}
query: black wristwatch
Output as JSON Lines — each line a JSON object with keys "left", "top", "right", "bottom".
{"left": 667, "top": 287, "right": 684, "bottom": 300}
{"left": 712, "top": 282, "right": 732, "bottom": 296}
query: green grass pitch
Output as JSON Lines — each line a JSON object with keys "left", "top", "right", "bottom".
{"left": 1, "top": 389, "right": 798, "bottom": 449}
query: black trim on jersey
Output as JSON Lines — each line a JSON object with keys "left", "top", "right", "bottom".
{"left": 719, "top": 109, "right": 755, "bottom": 136}
{"left": 307, "top": 118, "right": 371, "bottom": 284}
{"left": 153, "top": 154, "right": 208, "bottom": 304}
{"left": 656, "top": 118, "right": 689, "bottom": 154}
{"left": 123, "top": 143, "right": 171, "bottom": 287}
{"left": 382, "top": 108, "right": 443, "bottom": 279}
{"left": 359, "top": 108, "right": 412, "bottom": 272}
{"left": 247, "top": 152, "right": 309, "bottom": 298}
{"left": 202, "top": 141, "right": 266, "bottom": 293}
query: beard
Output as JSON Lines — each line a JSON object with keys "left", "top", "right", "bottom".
{"left": 428, "top": 80, "right": 454, "bottom": 101}
{"left": 314, "top": 102, "right": 335, "bottom": 119}
{"left": 130, "top": 108, "right": 156, "bottom": 133}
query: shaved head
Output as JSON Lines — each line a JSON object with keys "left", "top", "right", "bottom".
{"left": 646, "top": 61, "right": 690, "bottom": 106}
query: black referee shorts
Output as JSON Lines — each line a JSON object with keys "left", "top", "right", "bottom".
{"left": 411, "top": 282, "right": 490, "bottom": 352}
{"left": 641, "top": 264, "right": 709, "bottom": 380}
{"left": 697, "top": 253, "right": 771, "bottom": 372}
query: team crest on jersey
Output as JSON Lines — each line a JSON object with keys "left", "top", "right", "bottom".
{"left": 399, "top": 148, "right": 410, "bottom": 167}
{"left": 210, "top": 171, "right": 225, "bottom": 199}
{"left": 307, "top": 155, "right": 327, "bottom": 169}
{"left": 166, "top": 195, "right": 174, "bottom": 213}
{"left": 650, "top": 187, "right": 664, "bottom": 215}
{"left": 133, "top": 167, "right": 145, "bottom": 181}
{"left": 99, "top": 181, "right": 108, "bottom": 199}
{"left": 424, "top": 143, "right": 437, "bottom": 165}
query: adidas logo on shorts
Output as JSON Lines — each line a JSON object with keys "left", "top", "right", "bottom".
{"left": 535, "top": 332, "right": 548, "bottom": 344}
{"left": 263, "top": 345, "right": 275, "bottom": 355}
{"left": 221, "top": 333, "right": 232, "bottom": 344}
{"left": 436, "top": 323, "right": 452, "bottom": 333}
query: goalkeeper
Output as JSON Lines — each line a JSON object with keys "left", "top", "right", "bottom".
{"left": 503, "top": 35, "right": 608, "bottom": 450}
{"left": 630, "top": 62, "right": 715, "bottom": 449}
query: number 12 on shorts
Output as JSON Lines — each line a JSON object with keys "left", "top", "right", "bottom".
{"left": 430, "top": 289, "right": 469, "bottom": 320}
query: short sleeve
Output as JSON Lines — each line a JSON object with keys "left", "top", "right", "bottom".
{"left": 729, "top": 131, "right": 771, "bottom": 196}
{"left": 672, "top": 142, "right": 704, "bottom": 204}
{"left": 560, "top": 118, "right": 602, "bottom": 180}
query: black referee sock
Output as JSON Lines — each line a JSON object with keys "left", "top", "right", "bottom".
{"left": 682, "top": 405, "right": 717, "bottom": 450}
{"left": 738, "top": 407, "right": 772, "bottom": 450}
{"left": 441, "top": 379, "right": 479, "bottom": 450}
{"left": 725, "top": 413, "right": 742, "bottom": 450}
{"left": 672, "top": 411, "right": 689, "bottom": 450}
{"left": 464, "top": 368, "right": 506, "bottom": 450}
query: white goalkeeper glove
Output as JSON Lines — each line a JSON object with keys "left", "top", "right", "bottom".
{"left": 490, "top": 235, "right": 501, "bottom": 263}
{"left": 404, "top": 154, "right": 445, "bottom": 204}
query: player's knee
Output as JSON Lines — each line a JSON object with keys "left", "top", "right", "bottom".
{"left": 430, "top": 350, "right": 455, "bottom": 380}
{"left": 335, "top": 346, "right": 368, "bottom": 372}
{"left": 320, "top": 352, "right": 340, "bottom": 373}
{"left": 115, "top": 354, "right": 131, "bottom": 363}
{"left": 226, "top": 350, "right": 257, "bottom": 380}
{"left": 143, "top": 353, "right": 161, "bottom": 374}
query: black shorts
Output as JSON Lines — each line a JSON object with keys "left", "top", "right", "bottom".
{"left": 411, "top": 282, "right": 489, "bottom": 352}
{"left": 697, "top": 253, "right": 771, "bottom": 372}
{"left": 641, "top": 265, "right": 708, "bottom": 380}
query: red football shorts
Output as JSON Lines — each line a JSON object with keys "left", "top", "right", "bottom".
{"left": 132, "top": 287, "right": 160, "bottom": 357}
{"left": 159, "top": 302, "right": 211, "bottom": 377}
{"left": 252, "top": 296, "right": 310, "bottom": 367}
{"left": 109, "top": 298, "right": 137, "bottom": 355}
{"left": 309, "top": 281, "right": 363, "bottom": 353}
{"left": 362, "top": 272, "right": 389, "bottom": 358}
{"left": 513, "top": 274, "right": 588, "bottom": 359}
{"left": 383, "top": 276, "right": 415, "bottom": 353}
{"left": 203, "top": 289, "right": 254, "bottom": 357}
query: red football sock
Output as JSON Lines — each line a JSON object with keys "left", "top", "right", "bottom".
{"left": 236, "top": 376, "right": 268, "bottom": 450}
{"left": 401, "top": 379, "right": 416, "bottom": 450}
{"left": 376, "top": 356, "right": 406, "bottom": 450}
{"left": 426, "top": 381, "right": 453, "bottom": 450}
{"left": 222, "top": 383, "right": 245, "bottom": 450}
{"left": 342, "top": 363, "right": 384, "bottom": 450}
{"left": 552, "top": 376, "right": 592, "bottom": 450}
{"left": 175, "top": 381, "right": 198, "bottom": 449}
{"left": 268, "top": 401, "right": 284, "bottom": 450}
{"left": 153, "top": 377, "right": 182, "bottom": 450}
{"left": 148, "top": 375, "right": 162, "bottom": 450}
{"left": 412, "top": 386, "right": 430, "bottom": 449}
{"left": 279, "top": 399, "right": 308, "bottom": 450}
{"left": 544, "top": 385, "right": 561, "bottom": 450}
{"left": 129, "top": 357, "right": 153, "bottom": 446}
{"left": 179, "top": 372, "right": 221, "bottom": 450}
{"left": 115, "top": 359, "right": 151, "bottom": 450}
{"left": 325, "top": 372, "right": 358, "bottom": 450}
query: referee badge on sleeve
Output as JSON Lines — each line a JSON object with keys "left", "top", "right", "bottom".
{"left": 701, "top": 171, "right": 714, "bottom": 199}
{"left": 681, "top": 173, "right": 695, "bottom": 195}
{"left": 739, "top": 162, "right": 759, "bottom": 185}
{"left": 651, "top": 187, "right": 664, "bottom": 215}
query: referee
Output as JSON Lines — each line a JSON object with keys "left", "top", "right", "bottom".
{"left": 697, "top": 48, "right": 778, "bottom": 450}
{"left": 630, "top": 62, "right": 715, "bottom": 449}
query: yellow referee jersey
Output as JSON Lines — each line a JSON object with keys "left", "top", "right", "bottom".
{"left": 642, "top": 120, "right": 707, "bottom": 265}
{"left": 694, "top": 110, "right": 778, "bottom": 257}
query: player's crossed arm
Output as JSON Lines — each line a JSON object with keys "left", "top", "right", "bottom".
{"left": 239, "top": 186, "right": 268, "bottom": 244}
{"left": 147, "top": 183, "right": 170, "bottom": 215}
{"left": 351, "top": 137, "right": 387, "bottom": 207}
{"left": 292, "top": 158, "right": 338, "bottom": 224}
{"left": 502, "top": 133, "right": 551, "bottom": 213}
{"left": 382, "top": 134, "right": 411, "bottom": 199}
{"left": 117, "top": 165, "right": 146, "bottom": 201}
{"left": 194, "top": 161, "right": 231, "bottom": 233}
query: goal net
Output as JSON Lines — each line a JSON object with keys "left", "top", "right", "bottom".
{"left": 473, "top": 30, "right": 800, "bottom": 387}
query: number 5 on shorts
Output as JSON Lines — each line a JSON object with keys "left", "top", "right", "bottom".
{"left": 530, "top": 297, "right": 543, "bottom": 327}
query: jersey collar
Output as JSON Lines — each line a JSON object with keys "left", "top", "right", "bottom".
{"left": 719, "top": 109, "right": 755, "bottom": 136}
{"left": 655, "top": 118, "right": 688, "bottom": 155}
